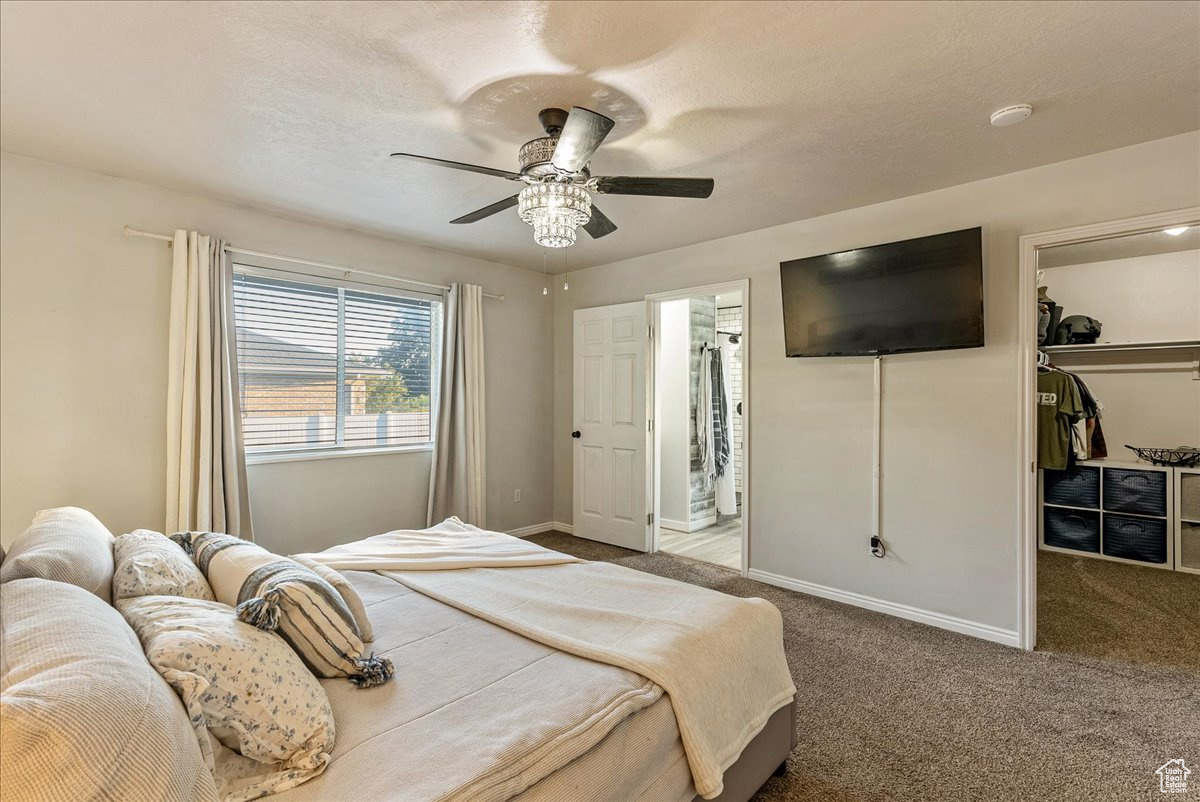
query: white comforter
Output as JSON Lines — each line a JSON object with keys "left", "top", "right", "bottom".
{"left": 297, "top": 518, "right": 582, "bottom": 571}
{"left": 299, "top": 519, "right": 795, "bottom": 800}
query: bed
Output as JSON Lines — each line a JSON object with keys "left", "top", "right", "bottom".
{"left": 271, "top": 568, "right": 795, "bottom": 802}
{"left": 0, "top": 511, "right": 795, "bottom": 802}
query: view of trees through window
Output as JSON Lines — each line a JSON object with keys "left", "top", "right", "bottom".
{"left": 232, "top": 271, "right": 440, "bottom": 451}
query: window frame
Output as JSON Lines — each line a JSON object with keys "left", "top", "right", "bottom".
{"left": 232, "top": 260, "right": 443, "bottom": 463}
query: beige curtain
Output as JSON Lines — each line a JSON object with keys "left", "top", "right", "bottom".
{"left": 427, "top": 282, "right": 486, "bottom": 527}
{"left": 166, "top": 231, "right": 253, "bottom": 538}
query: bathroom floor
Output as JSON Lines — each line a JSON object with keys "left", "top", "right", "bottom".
{"left": 659, "top": 514, "right": 742, "bottom": 569}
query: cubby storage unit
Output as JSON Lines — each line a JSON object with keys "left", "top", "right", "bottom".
{"left": 1039, "top": 460, "right": 1174, "bottom": 569}
{"left": 1175, "top": 467, "right": 1200, "bottom": 574}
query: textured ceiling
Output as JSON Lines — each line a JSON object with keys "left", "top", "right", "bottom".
{"left": 2, "top": 1, "right": 1198, "bottom": 272}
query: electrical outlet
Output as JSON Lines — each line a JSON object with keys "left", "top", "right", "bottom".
{"left": 513, "top": 489, "right": 522, "bottom": 503}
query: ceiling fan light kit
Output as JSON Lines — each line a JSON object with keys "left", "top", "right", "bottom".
{"left": 518, "top": 182, "right": 592, "bottom": 248}
{"left": 391, "top": 106, "right": 715, "bottom": 249}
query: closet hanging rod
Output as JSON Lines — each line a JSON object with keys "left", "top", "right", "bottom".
{"left": 122, "top": 226, "right": 504, "bottom": 301}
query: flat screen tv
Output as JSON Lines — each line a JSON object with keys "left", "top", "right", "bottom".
{"left": 780, "top": 227, "right": 984, "bottom": 357}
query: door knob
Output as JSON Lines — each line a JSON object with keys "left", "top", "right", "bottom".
{"left": 571, "top": 430, "right": 581, "bottom": 439}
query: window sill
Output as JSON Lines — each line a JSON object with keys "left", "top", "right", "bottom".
{"left": 246, "top": 444, "right": 433, "bottom": 465}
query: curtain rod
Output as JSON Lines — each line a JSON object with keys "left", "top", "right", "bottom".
{"left": 122, "top": 226, "right": 504, "bottom": 301}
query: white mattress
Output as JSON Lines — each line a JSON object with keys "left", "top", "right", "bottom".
{"left": 272, "top": 570, "right": 695, "bottom": 802}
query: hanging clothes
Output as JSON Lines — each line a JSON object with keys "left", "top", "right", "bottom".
{"left": 1036, "top": 355, "right": 1107, "bottom": 469}
{"left": 696, "top": 342, "right": 736, "bottom": 516}
{"left": 711, "top": 348, "right": 730, "bottom": 478}
{"left": 1036, "top": 367, "right": 1083, "bottom": 470}
{"left": 1071, "top": 418, "right": 1090, "bottom": 461}
{"left": 1068, "top": 370, "right": 1107, "bottom": 460}
{"left": 714, "top": 338, "right": 737, "bottom": 516}
{"left": 696, "top": 343, "right": 715, "bottom": 484}
{"left": 1088, "top": 417, "right": 1108, "bottom": 460}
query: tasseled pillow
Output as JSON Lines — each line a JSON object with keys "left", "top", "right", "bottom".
{"left": 171, "top": 531, "right": 392, "bottom": 688}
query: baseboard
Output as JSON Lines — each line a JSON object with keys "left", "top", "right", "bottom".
{"left": 505, "top": 521, "right": 557, "bottom": 538}
{"left": 507, "top": 521, "right": 574, "bottom": 538}
{"left": 746, "top": 569, "right": 1021, "bottom": 648}
{"left": 663, "top": 514, "right": 717, "bottom": 533}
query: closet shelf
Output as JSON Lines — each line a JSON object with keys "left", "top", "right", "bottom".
{"left": 1041, "top": 339, "right": 1200, "bottom": 354}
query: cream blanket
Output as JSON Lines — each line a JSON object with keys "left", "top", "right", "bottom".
{"left": 294, "top": 517, "right": 581, "bottom": 571}
{"left": 304, "top": 520, "right": 795, "bottom": 799}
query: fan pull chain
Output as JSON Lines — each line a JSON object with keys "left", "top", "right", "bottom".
{"left": 562, "top": 249, "right": 570, "bottom": 291}
{"left": 542, "top": 249, "right": 548, "bottom": 296}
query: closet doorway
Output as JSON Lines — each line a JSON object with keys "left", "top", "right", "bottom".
{"left": 648, "top": 281, "right": 749, "bottom": 574}
{"left": 1018, "top": 208, "right": 1200, "bottom": 657}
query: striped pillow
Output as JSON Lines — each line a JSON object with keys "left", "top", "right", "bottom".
{"left": 172, "top": 532, "right": 392, "bottom": 688}
{"left": 291, "top": 554, "right": 374, "bottom": 642}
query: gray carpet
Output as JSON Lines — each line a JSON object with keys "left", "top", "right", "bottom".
{"left": 528, "top": 534, "right": 1200, "bottom": 802}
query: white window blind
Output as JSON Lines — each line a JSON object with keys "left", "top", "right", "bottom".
{"left": 232, "top": 270, "right": 441, "bottom": 453}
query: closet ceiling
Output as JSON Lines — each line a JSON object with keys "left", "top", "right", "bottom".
{"left": 1039, "top": 227, "right": 1200, "bottom": 268}
{"left": 1, "top": 1, "right": 1197, "bottom": 272}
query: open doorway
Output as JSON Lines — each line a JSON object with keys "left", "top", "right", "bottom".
{"left": 1018, "top": 208, "right": 1200, "bottom": 654}
{"left": 649, "top": 282, "right": 748, "bottom": 573}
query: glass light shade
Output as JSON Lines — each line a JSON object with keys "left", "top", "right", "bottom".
{"left": 519, "top": 183, "right": 591, "bottom": 248}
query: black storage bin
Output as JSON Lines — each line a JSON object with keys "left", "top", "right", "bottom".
{"left": 1103, "top": 514, "right": 1167, "bottom": 564}
{"left": 1043, "top": 507, "right": 1100, "bottom": 553}
{"left": 1102, "top": 468, "right": 1167, "bottom": 516}
{"left": 1043, "top": 466, "right": 1100, "bottom": 509}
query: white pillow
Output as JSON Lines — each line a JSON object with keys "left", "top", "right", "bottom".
{"left": 1, "top": 579, "right": 218, "bottom": 802}
{"left": 0, "top": 507, "right": 114, "bottom": 602}
{"left": 119, "top": 595, "right": 335, "bottom": 802}
{"left": 113, "top": 529, "right": 215, "bottom": 602}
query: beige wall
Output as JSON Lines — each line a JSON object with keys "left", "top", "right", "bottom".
{"left": 0, "top": 153, "right": 554, "bottom": 549}
{"left": 553, "top": 132, "right": 1200, "bottom": 637}
{"left": 3, "top": 132, "right": 1197, "bottom": 640}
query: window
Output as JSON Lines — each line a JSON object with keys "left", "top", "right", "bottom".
{"left": 232, "top": 268, "right": 441, "bottom": 454}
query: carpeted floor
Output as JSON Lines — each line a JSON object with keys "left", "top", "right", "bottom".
{"left": 528, "top": 533, "right": 1200, "bottom": 802}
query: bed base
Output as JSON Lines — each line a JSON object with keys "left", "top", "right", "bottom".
{"left": 690, "top": 701, "right": 795, "bottom": 802}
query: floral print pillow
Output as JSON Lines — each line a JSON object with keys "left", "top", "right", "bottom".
{"left": 119, "top": 595, "right": 335, "bottom": 802}
{"left": 112, "top": 530, "right": 215, "bottom": 602}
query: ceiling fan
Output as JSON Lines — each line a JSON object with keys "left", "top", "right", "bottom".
{"left": 391, "top": 106, "right": 715, "bottom": 249}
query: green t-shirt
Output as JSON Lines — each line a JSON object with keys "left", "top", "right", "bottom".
{"left": 1037, "top": 370, "right": 1083, "bottom": 470}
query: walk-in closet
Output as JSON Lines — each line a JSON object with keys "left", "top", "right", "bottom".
{"left": 1034, "top": 224, "right": 1199, "bottom": 665}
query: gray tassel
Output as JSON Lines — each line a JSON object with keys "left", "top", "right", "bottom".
{"left": 236, "top": 587, "right": 283, "bottom": 630}
{"left": 350, "top": 654, "right": 394, "bottom": 688}
{"left": 169, "top": 531, "right": 195, "bottom": 555}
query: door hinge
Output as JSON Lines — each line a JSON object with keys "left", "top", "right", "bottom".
{"left": 648, "top": 324, "right": 654, "bottom": 340}
{"left": 647, "top": 512, "right": 654, "bottom": 525}
{"left": 648, "top": 419, "right": 653, "bottom": 432}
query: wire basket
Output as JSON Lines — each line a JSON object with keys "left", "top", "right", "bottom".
{"left": 1124, "top": 445, "right": 1200, "bottom": 467}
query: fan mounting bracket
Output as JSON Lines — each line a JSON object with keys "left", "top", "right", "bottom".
{"left": 538, "top": 107, "right": 569, "bottom": 136}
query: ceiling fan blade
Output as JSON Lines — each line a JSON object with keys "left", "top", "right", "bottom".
{"left": 391, "top": 152, "right": 522, "bottom": 181}
{"left": 449, "top": 195, "right": 520, "bottom": 224}
{"left": 583, "top": 204, "right": 617, "bottom": 239}
{"left": 593, "top": 176, "right": 715, "bottom": 198}
{"left": 550, "top": 107, "right": 615, "bottom": 174}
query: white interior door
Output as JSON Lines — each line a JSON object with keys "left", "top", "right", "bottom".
{"left": 573, "top": 301, "right": 649, "bottom": 550}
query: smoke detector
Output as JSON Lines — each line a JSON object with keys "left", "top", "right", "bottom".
{"left": 990, "top": 104, "right": 1033, "bottom": 127}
